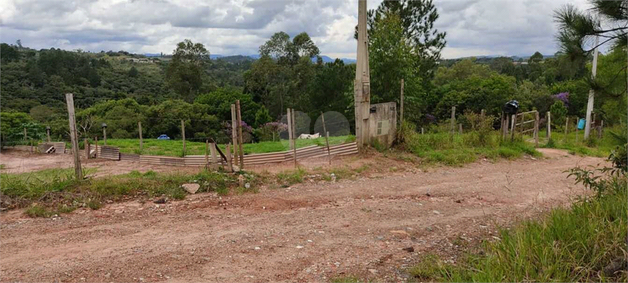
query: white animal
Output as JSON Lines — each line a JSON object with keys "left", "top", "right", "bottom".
{"left": 298, "top": 133, "right": 320, "bottom": 139}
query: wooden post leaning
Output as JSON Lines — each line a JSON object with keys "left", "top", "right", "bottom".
{"left": 65, "top": 93, "right": 83, "bottom": 180}
{"left": 236, "top": 100, "right": 244, "bottom": 169}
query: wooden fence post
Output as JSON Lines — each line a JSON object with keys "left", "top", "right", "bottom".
{"left": 547, "top": 111, "right": 551, "bottom": 140}
{"left": 226, "top": 143, "right": 233, "bottom": 172}
{"left": 534, "top": 111, "right": 540, "bottom": 147}
{"left": 205, "top": 140, "right": 209, "bottom": 169}
{"left": 450, "top": 106, "right": 456, "bottom": 134}
{"left": 103, "top": 126, "right": 107, "bottom": 146}
{"left": 564, "top": 117, "right": 569, "bottom": 139}
{"left": 501, "top": 113, "right": 507, "bottom": 139}
{"left": 46, "top": 127, "right": 51, "bottom": 142}
{"left": 138, "top": 121, "right": 143, "bottom": 153}
{"left": 30, "top": 139, "right": 33, "bottom": 153}
{"left": 421, "top": 127, "right": 424, "bottom": 135}
{"left": 458, "top": 123, "right": 463, "bottom": 134}
{"left": 510, "top": 114, "right": 516, "bottom": 141}
{"left": 181, "top": 120, "right": 186, "bottom": 156}
{"left": 291, "top": 109, "right": 297, "bottom": 168}
{"left": 598, "top": 120, "right": 604, "bottom": 139}
{"left": 23, "top": 127, "right": 27, "bottom": 141}
{"left": 84, "top": 138, "right": 90, "bottom": 159}
{"left": 65, "top": 93, "right": 83, "bottom": 180}
{"left": 231, "top": 104, "right": 239, "bottom": 167}
{"left": 94, "top": 137, "right": 98, "bottom": 158}
{"left": 236, "top": 100, "right": 244, "bottom": 169}
{"left": 210, "top": 142, "right": 218, "bottom": 170}
{"left": 400, "top": 78, "right": 404, "bottom": 125}
{"left": 287, "top": 108, "right": 294, "bottom": 150}
{"left": 321, "top": 112, "right": 331, "bottom": 165}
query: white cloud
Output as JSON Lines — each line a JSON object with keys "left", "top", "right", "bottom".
{"left": 0, "top": 0, "right": 593, "bottom": 58}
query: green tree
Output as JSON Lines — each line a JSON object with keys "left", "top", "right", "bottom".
{"left": 166, "top": 39, "right": 210, "bottom": 102}
{"left": 555, "top": 1, "right": 626, "bottom": 62}
{"left": 254, "top": 107, "right": 272, "bottom": 128}
{"left": 0, "top": 43, "right": 19, "bottom": 64}
{"left": 259, "top": 32, "right": 320, "bottom": 65}
{"left": 128, "top": 66, "right": 139, "bottom": 78}
{"left": 368, "top": 12, "right": 426, "bottom": 124}
{"left": 550, "top": 100, "right": 568, "bottom": 129}
{"left": 247, "top": 32, "right": 320, "bottom": 118}
{"left": 366, "top": 0, "right": 446, "bottom": 82}
{"left": 194, "top": 87, "right": 260, "bottom": 124}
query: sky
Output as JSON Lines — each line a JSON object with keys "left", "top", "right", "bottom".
{"left": 0, "top": 0, "right": 592, "bottom": 59}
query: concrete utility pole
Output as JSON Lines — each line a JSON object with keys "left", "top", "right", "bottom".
{"left": 354, "top": 0, "right": 371, "bottom": 148}
{"left": 584, "top": 36, "right": 599, "bottom": 140}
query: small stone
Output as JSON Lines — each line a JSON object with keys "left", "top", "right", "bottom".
{"left": 432, "top": 210, "right": 441, "bottom": 215}
{"left": 368, "top": 269, "right": 378, "bottom": 274}
{"left": 402, "top": 247, "right": 414, "bottom": 252}
{"left": 296, "top": 245, "right": 304, "bottom": 249}
{"left": 254, "top": 246, "right": 261, "bottom": 250}
{"left": 153, "top": 198, "right": 167, "bottom": 204}
{"left": 182, "top": 183, "right": 200, "bottom": 194}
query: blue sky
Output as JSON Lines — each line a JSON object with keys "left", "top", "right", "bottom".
{"left": 0, "top": 0, "right": 592, "bottom": 59}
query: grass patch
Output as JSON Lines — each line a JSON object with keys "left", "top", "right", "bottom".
{"left": 538, "top": 128, "right": 618, "bottom": 158}
{"left": 406, "top": 131, "right": 540, "bottom": 166}
{"left": 104, "top": 135, "right": 354, "bottom": 157}
{"left": 24, "top": 205, "right": 52, "bottom": 218}
{"left": 408, "top": 177, "right": 627, "bottom": 282}
{"left": 276, "top": 168, "right": 307, "bottom": 186}
{"left": 0, "top": 168, "right": 249, "bottom": 216}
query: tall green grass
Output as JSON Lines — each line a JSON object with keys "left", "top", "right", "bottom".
{"left": 539, "top": 126, "right": 621, "bottom": 157}
{"left": 406, "top": 131, "right": 540, "bottom": 166}
{"left": 409, "top": 169, "right": 627, "bottom": 282}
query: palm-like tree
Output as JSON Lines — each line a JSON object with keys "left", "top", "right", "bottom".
{"left": 555, "top": 0, "right": 627, "bottom": 60}
{"left": 555, "top": 1, "right": 627, "bottom": 140}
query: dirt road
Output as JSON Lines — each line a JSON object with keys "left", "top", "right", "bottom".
{"left": 0, "top": 149, "right": 602, "bottom": 282}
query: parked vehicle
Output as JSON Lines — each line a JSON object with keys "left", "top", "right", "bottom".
{"left": 157, "top": 134, "right": 170, "bottom": 140}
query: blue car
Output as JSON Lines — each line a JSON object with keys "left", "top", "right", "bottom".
{"left": 157, "top": 134, "right": 170, "bottom": 140}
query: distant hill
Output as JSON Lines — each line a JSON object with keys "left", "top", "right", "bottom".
{"left": 316, "top": 55, "right": 356, "bottom": 64}
{"left": 145, "top": 53, "right": 356, "bottom": 64}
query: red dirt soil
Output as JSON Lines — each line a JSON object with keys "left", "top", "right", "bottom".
{"left": 0, "top": 149, "right": 602, "bottom": 282}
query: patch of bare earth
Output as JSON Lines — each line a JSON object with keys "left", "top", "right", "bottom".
{"left": 0, "top": 149, "right": 602, "bottom": 282}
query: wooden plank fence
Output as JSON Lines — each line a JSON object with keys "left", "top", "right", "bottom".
{"left": 96, "top": 146, "right": 121, "bottom": 160}
{"left": 98, "top": 142, "right": 358, "bottom": 167}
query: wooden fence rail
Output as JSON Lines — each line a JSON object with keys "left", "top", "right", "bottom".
{"left": 98, "top": 142, "right": 358, "bottom": 167}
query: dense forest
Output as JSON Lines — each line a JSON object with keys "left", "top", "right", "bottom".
{"left": 1, "top": 0, "right": 625, "bottom": 145}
